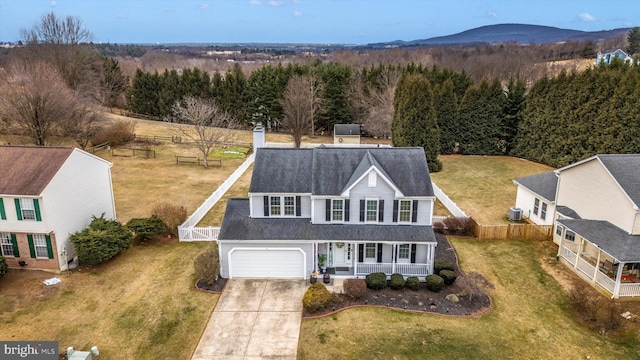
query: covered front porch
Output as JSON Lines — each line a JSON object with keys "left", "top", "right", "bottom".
{"left": 314, "top": 241, "right": 435, "bottom": 278}
{"left": 557, "top": 219, "right": 640, "bottom": 298}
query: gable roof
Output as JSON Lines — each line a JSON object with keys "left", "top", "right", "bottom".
{"left": 0, "top": 146, "right": 75, "bottom": 196}
{"left": 513, "top": 171, "right": 558, "bottom": 202}
{"left": 334, "top": 124, "right": 361, "bottom": 136}
{"left": 249, "top": 147, "right": 433, "bottom": 197}
{"left": 556, "top": 154, "right": 640, "bottom": 208}
{"left": 219, "top": 199, "right": 436, "bottom": 243}
{"left": 558, "top": 219, "right": 640, "bottom": 262}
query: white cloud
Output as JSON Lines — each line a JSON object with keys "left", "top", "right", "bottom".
{"left": 579, "top": 13, "right": 596, "bottom": 22}
{"left": 487, "top": 11, "right": 498, "bottom": 18}
{"left": 200, "top": 3, "right": 209, "bottom": 9}
{"left": 250, "top": 0, "right": 262, "bottom": 5}
{"left": 268, "top": 0, "right": 283, "bottom": 6}
{"left": 294, "top": 10, "right": 302, "bottom": 17}
{"left": 50, "top": 0, "right": 57, "bottom": 6}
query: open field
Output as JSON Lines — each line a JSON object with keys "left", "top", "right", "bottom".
{"left": 431, "top": 155, "right": 554, "bottom": 224}
{"left": 0, "top": 241, "right": 217, "bottom": 359}
{"left": 298, "top": 238, "right": 640, "bottom": 359}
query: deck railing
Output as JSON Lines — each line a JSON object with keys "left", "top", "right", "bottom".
{"left": 618, "top": 282, "right": 640, "bottom": 297}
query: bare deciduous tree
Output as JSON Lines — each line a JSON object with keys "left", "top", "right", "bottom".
{"left": 349, "top": 67, "right": 399, "bottom": 139}
{"left": 166, "top": 96, "right": 238, "bottom": 168}
{"left": 0, "top": 60, "right": 102, "bottom": 147}
{"left": 282, "top": 75, "right": 315, "bottom": 147}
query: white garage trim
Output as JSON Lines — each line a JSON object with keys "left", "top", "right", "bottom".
{"left": 228, "top": 247, "right": 307, "bottom": 279}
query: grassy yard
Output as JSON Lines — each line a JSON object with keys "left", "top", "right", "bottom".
{"left": 431, "top": 155, "right": 554, "bottom": 224}
{"left": 0, "top": 241, "right": 218, "bottom": 359}
{"left": 298, "top": 238, "right": 640, "bottom": 359}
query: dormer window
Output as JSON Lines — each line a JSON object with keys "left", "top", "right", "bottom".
{"left": 264, "top": 195, "right": 300, "bottom": 217}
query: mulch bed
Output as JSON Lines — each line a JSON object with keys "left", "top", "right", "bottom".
{"left": 196, "top": 276, "right": 228, "bottom": 293}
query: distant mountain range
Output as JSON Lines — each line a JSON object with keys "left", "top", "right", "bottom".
{"left": 370, "top": 24, "right": 632, "bottom": 48}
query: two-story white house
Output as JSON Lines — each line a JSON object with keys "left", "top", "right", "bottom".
{"left": 0, "top": 146, "right": 116, "bottom": 272}
{"left": 217, "top": 144, "right": 437, "bottom": 279}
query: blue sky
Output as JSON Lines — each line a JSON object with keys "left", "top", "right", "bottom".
{"left": 0, "top": 0, "right": 638, "bottom": 44}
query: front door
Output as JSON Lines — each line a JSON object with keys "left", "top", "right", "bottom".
{"left": 331, "top": 242, "right": 352, "bottom": 267}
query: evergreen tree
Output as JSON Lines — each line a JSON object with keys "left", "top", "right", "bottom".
{"left": 392, "top": 73, "right": 442, "bottom": 172}
{"left": 318, "top": 62, "right": 352, "bottom": 133}
{"left": 434, "top": 79, "right": 459, "bottom": 154}
{"left": 456, "top": 79, "right": 505, "bottom": 155}
{"left": 502, "top": 78, "right": 526, "bottom": 154}
{"left": 627, "top": 27, "right": 640, "bottom": 55}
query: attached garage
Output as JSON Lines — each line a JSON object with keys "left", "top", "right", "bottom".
{"left": 228, "top": 248, "right": 306, "bottom": 279}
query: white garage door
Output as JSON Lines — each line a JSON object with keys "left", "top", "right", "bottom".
{"left": 229, "top": 248, "right": 305, "bottom": 279}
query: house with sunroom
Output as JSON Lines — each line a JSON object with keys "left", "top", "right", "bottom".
{"left": 217, "top": 136, "right": 437, "bottom": 279}
{"left": 0, "top": 146, "right": 116, "bottom": 272}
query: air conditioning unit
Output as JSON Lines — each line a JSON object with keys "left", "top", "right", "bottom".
{"left": 509, "top": 207, "right": 523, "bottom": 221}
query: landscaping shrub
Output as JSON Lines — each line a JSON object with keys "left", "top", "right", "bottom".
{"left": 91, "top": 120, "right": 135, "bottom": 147}
{"left": 0, "top": 256, "right": 7, "bottom": 281}
{"left": 194, "top": 246, "right": 220, "bottom": 286}
{"left": 568, "top": 283, "right": 623, "bottom": 333}
{"left": 70, "top": 215, "right": 133, "bottom": 266}
{"left": 434, "top": 260, "right": 455, "bottom": 274}
{"left": 126, "top": 215, "right": 166, "bottom": 240}
{"left": 439, "top": 269, "right": 457, "bottom": 285}
{"left": 442, "top": 216, "right": 476, "bottom": 236}
{"left": 405, "top": 276, "right": 420, "bottom": 291}
{"left": 343, "top": 279, "right": 367, "bottom": 299}
{"left": 425, "top": 274, "right": 445, "bottom": 292}
{"left": 365, "top": 272, "right": 387, "bottom": 290}
{"left": 302, "top": 283, "right": 333, "bottom": 313}
{"left": 389, "top": 273, "right": 405, "bottom": 290}
{"left": 433, "top": 221, "right": 445, "bottom": 234}
{"left": 151, "top": 202, "right": 188, "bottom": 236}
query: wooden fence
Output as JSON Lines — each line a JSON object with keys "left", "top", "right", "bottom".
{"left": 474, "top": 223, "right": 553, "bottom": 240}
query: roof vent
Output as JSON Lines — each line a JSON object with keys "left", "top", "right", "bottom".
{"left": 509, "top": 208, "right": 523, "bottom": 221}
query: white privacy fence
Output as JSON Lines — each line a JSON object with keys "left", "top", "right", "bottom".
{"left": 431, "top": 181, "right": 468, "bottom": 218}
{"left": 178, "top": 153, "right": 255, "bottom": 241}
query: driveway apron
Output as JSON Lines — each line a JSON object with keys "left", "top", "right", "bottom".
{"left": 191, "top": 279, "right": 306, "bottom": 360}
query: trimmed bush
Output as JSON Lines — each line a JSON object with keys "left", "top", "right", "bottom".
{"left": 0, "top": 256, "right": 7, "bottom": 281}
{"left": 151, "top": 202, "right": 187, "bottom": 236}
{"left": 365, "top": 272, "right": 387, "bottom": 290}
{"left": 425, "top": 274, "right": 445, "bottom": 292}
{"left": 434, "top": 260, "right": 455, "bottom": 274}
{"left": 405, "top": 276, "right": 420, "bottom": 291}
{"left": 70, "top": 215, "right": 133, "bottom": 266}
{"left": 302, "top": 283, "right": 333, "bottom": 313}
{"left": 439, "top": 269, "right": 457, "bottom": 285}
{"left": 389, "top": 273, "right": 405, "bottom": 290}
{"left": 194, "top": 246, "right": 220, "bottom": 286}
{"left": 126, "top": 215, "right": 166, "bottom": 240}
{"left": 343, "top": 279, "right": 367, "bottom": 299}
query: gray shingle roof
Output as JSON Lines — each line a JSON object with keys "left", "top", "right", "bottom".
{"left": 0, "top": 146, "right": 74, "bottom": 196}
{"left": 219, "top": 199, "right": 436, "bottom": 243}
{"left": 556, "top": 205, "right": 581, "bottom": 219}
{"left": 596, "top": 154, "right": 640, "bottom": 207}
{"left": 513, "top": 171, "right": 557, "bottom": 201}
{"left": 250, "top": 147, "right": 433, "bottom": 196}
{"left": 334, "top": 124, "right": 361, "bottom": 136}
{"left": 558, "top": 219, "right": 640, "bottom": 262}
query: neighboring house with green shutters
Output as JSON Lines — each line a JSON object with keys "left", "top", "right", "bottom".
{"left": 0, "top": 146, "right": 116, "bottom": 272}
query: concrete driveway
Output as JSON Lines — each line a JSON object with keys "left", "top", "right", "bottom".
{"left": 191, "top": 279, "right": 306, "bottom": 360}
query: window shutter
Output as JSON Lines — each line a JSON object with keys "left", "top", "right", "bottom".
{"left": 344, "top": 199, "right": 350, "bottom": 222}
{"left": 376, "top": 243, "right": 383, "bottom": 263}
{"left": 359, "top": 200, "right": 365, "bottom": 222}
{"left": 378, "top": 200, "right": 384, "bottom": 222}
{"left": 45, "top": 235, "right": 54, "bottom": 259}
{"left": 325, "top": 199, "right": 331, "bottom": 221}
{"left": 15, "top": 198, "right": 22, "bottom": 221}
{"left": 263, "top": 196, "right": 269, "bottom": 216}
{"left": 295, "top": 196, "right": 301, "bottom": 217}
{"left": 358, "top": 244, "right": 364, "bottom": 262}
{"left": 34, "top": 199, "right": 42, "bottom": 221}
{"left": 394, "top": 244, "right": 398, "bottom": 262}
{"left": 410, "top": 244, "right": 417, "bottom": 263}
{"left": 10, "top": 234, "right": 20, "bottom": 257}
{"left": 0, "top": 198, "right": 6, "bottom": 220}
{"left": 27, "top": 234, "right": 35, "bottom": 258}
{"left": 411, "top": 200, "right": 419, "bottom": 223}
{"left": 392, "top": 200, "right": 398, "bottom": 222}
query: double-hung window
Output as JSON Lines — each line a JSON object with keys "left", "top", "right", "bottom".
{"left": 541, "top": 203, "right": 547, "bottom": 220}
{"left": 533, "top": 198, "right": 540, "bottom": 215}
{"left": 365, "top": 243, "right": 376, "bottom": 259}
{"left": 1, "top": 233, "right": 14, "bottom": 257}
{"left": 283, "top": 196, "right": 295, "bottom": 216}
{"left": 332, "top": 200, "right": 343, "bottom": 221}
{"left": 565, "top": 230, "right": 575, "bottom": 242}
{"left": 20, "top": 198, "right": 37, "bottom": 220}
{"left": 366, "top": 200, "right": 378, "bottom": 222}
{"left": 555, "top": 224, "right": 564, "bottom": 237}
{"left": 399, "top": 200, "right": 412, "bottom": 222}
{"left": 270, "top": 197, "right": 281, "bottom": 216}
{"left": 33, "top": 234, "right": 49, "bottom": 258}
{"left": 397, "top": 244, "right": 410, "bottom": 262}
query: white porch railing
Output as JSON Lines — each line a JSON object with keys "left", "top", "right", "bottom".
{"left": 618, "top": 283, "right": 640, "bottom": 297}
{"left": 355, "top": 262, "right": 431, "bottom": 277}
{"left": 576, "top": 257, "right": 596, "bottom": 279}
{"left": 595, "top": 271, "right": 616, "bottom": 293}
{"left": 561, "top": 246, "right": 577, "bottom": 264}
{"left": 178, "top": 226, "right": 220, "bottom": 241}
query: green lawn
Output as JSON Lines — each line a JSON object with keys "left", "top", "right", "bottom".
{"left": 431, "top": 155, "right": 554, "bottom": 224}
{"left": 298, "top": 238, "right": 640, "bottom": 359}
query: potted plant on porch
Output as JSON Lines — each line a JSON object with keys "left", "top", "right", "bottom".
{"left": 318, "top": 254, "right": 327, "bottom": 273}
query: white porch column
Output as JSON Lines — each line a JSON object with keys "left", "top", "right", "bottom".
{"left": 592, "top": 250, "right": 602, "bottom": 283}
{"left": 391, "top": 244, "right": 396, "bottom": 274}
{"left": 612, "top": 262, "right": 625, "bottom": 299}
{"left": 557, "top": 225, "right": 564, "bottom": 257}
{"left": 354, "top": 243, "right": 358, "bottom": 277}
